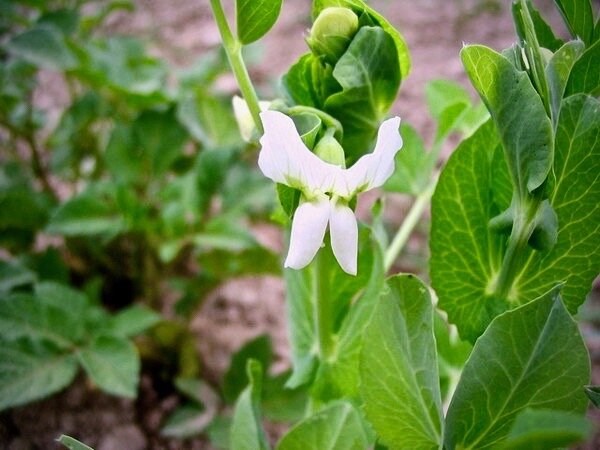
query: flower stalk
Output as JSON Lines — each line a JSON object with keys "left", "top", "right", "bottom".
{"left": 209, "top": 0, "right": 263, "bottom": 134}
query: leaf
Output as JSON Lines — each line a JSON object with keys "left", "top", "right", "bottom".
{"left": 229, "top": 360, "right": 269, "bottom": 450}
{"left": 325, "top": 26, "right": 400, "bottom": 161}
{"left": 236, "top": 0, "right": 282, "bottom": 44}
{"left": 57, "top": 435, "right": 95, "bottom": 450}
{"left": 0, "top": 259, "right": 35, "bottom": 293}
{"left": 103, "top": 304, "right": 162, "bottom": 338}
{"left": 430, "top": 121, "right": 508, "bottom": 342}
{"left": 461, "top": 44, "right": 553, "bottom": 197}
{"left": 46, "top": 190, "right": 126, "bottom": 237}
{"left": 177, "top": 90, "right": 240, "bottom": 148}
{"left": 584, "top": 385, "right": 600, "bottom": 408}
{"left": 565, "top": 38, "right": 600, "bottom": 97}
{"left": 545, "top": 40, "right": 585, "bottom": 125}
{"left": 499, "top": 408, "right": 592, "bottom": 450}
{"left": 78, "top": 335, "right": 140, "bottom": 398}
{"left": 359, "top": 275, "right": 442, "bottom": 450}
{"left": 276, "top": 401, "right": 368, "bottom": 450}
{"left": 553, "top": 0, "right": 595, "bottom": 45}
{"left": 6, "top": 26, "right": 77, "bottom": 70}
{"left": 284, "top": 228, "right": 382, "bottom": 390}
{"left": 312, "top": 0, "right": 411, "bottom": 79}
{"left": 383, "top": 123, "right": 430, "bottom": 195}
{"left": 223, "top": 335, "right": 273, "bottom": 403}
{"left": 443, "top": 288, "right": 590, "bottom": 449}
{"left": 513, "top": 0, "right": 564, "bottom": 52}
{"left": 0, "top": 339, "right": 78, "bottom": 411}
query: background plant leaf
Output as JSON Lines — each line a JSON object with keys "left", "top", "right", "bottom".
{"left": 236, "top": 0, "right": 282, "bottom": 44}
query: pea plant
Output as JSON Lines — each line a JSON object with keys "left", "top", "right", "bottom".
{"left": 208, "top": 0, "right": 599, "bottom": 448}
{"left": 0, "top": 0, "right": 598, "bottom": 449}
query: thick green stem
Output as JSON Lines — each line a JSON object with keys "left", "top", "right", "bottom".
{"left": 313, "top": 248, "right": 334, "bottom": 360}
{"left": 384, "top": 178, "right": 437, "bottom": 271}
{"left": 209, "top": 0, "right": 263, "bottom": 134}
{"left": 492, "top": 197, "right": 541, "bottom": 299}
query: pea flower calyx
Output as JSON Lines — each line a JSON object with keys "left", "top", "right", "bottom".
{"left": 258, "top": 110, "right": 402, "bottom": 275}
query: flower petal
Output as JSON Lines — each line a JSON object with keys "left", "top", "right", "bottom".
{"left": 342, "top": 116, "right": 403, "bottom": 195}
{"left": 232, "top": 96, "right": 270, "bottom": 142}
{"left": 258, "top": 110, "right": 341, "bottom": 193}
{"left": 284, "top": 197, "right": 331, "bottom": 270}
{"left": 329, "top": 201, "right": 358, "bottom": 275}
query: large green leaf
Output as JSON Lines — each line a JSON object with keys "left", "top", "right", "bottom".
{"left": 431, "top": 92, "right": 599, "bottom": 342}
{"left": 512, "top": 94, "right": 600, "bottom": 313}
{"left": 277, "top": 401, "right": 368, "bottom": 450}
{"left": 236, "top": 0, "right": 282, "bottom": 44}
{"left": 461, "top": 45, "right": 553, "bottom": 197}
{"left": 498, "top": 408, "right": 592, "bottom": 450}
{"left": 0, "top": 339, "right": 78, "bottom": 411}
{"left": 325, "top": 26, "right": 400, "bottom": 161}
{"left": 6, "top": 27, "right": 77, "bottom": 70}
{"left": 553, "top": 0, "right": 595, "bottom": 45}
{"left": 430, "top": 121, "right": 508, "bottom": 342}
{"left": 230, "top": 360, "right": 269, "bottom": 450}
{"left": 565, "top": 38, "right": 600, "bottom": 97}
{"left": 444, "top": 289, "right": 590, "bottom": 449}
{"left": 359, "top": 275, "right": 442, "bottom": 450}
{"left": 78, "top": 335, "right": 139, "bottom": 398}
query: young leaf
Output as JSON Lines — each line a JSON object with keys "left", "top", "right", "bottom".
{"left": 57, "top": 435, "right": 95, "bottom": 450}
{"left": 461, "top": 45, "right": 553, "bottom": 198}
{"left": 498, "top": 408, "right": 592, "bottom": 450}
{"left": 565, "top": 38, "right": 600, "bottom": 97}
{"left": 78, "top": 335, "right": 140, "bottom": 398}
{"left": 0, "top": 339, "right": 78, "bottom": 411}
{"left": 236, "top": 0, "right": 282, "bottom": 45}
{"left": 554, "top": 0, "right": 595, "bottom": 45}
{"left": 513, "top": 0, "right": 564, "bottom": 52}
{"left": 230, "top": 359, "right": 270, "bottom": 450}
{"left": 312, "top": 0, "right": 411, "bottom": 79}
{"left": 276, "top": 401, "right": 368, "bottom": 450}
{"left": 223, "top": 334, "right": 273, "bottom": 403}
{"left": 546, "top": 40, "right": 585, "bottom": 125}
{"left": 325, "top": 26, "right": 400, "bottom": 161}
{"left": 444, "top": 288, "right": 590, "bottom": 450}
{"left": 584, "top": 385, "right": 600, "bottom": 408}
{"left": 359, "top": 275, "right": 443, "bottom": 450}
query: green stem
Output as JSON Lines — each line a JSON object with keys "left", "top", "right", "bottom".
{"left": 209, "top": 0, "right": 263, "bottom": 134}
{"left": 313, "top": 247, "right": 334, "bottom": 360}
{"left": 492, "top": 197, "right": 541, "bottom": 299}
{"left": 384, "top": 178, "right": 437, "bottom": 272}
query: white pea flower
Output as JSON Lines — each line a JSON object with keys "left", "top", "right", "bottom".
{"left": 258, "top": 110, "right": 402, "bottom": 275}
{"left": 232, "top": 95, "right": 271, "bottom": 142}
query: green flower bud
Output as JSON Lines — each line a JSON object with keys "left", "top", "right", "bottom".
{"left": 314, "top": 130, "right": 345, "bottom": 167}
{"left": 307, "top": 7, "right": 359, "bottom": 65}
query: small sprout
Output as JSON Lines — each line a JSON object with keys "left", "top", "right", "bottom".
{"left": 307, "top": 7, "right": 359, "bottom": 65}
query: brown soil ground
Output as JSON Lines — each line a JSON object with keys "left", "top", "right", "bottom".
{"left": 1, "top": 1, "right": 598, "bottom": 449}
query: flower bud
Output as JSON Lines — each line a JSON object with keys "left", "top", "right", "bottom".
{"left": 314, "top": 130, "right": 345, "bottom": 167}
{"left": 307, "top": 7, "right": 359, "bottom": 65}
{"left": 232, "top": 95, "right": 271, "bottom": 143}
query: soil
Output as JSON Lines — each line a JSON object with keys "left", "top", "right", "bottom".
{"left": 2, "top": 1, "right": 599, "bottom": 449}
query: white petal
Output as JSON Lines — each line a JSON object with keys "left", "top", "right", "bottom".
{"left": 342, "top": 116, "right": 403, "bottom": 195}
{"left": 258, "top": 110, "right": 341, "bottom": 192}
{"left": 232, "top": 96, "right": 270, "bottom": 142}
{"left": 284, "top": 197, "right": 331, "bottom": 270}
{"left": 329, "top": 201, "right": 358, "bottom": 275}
